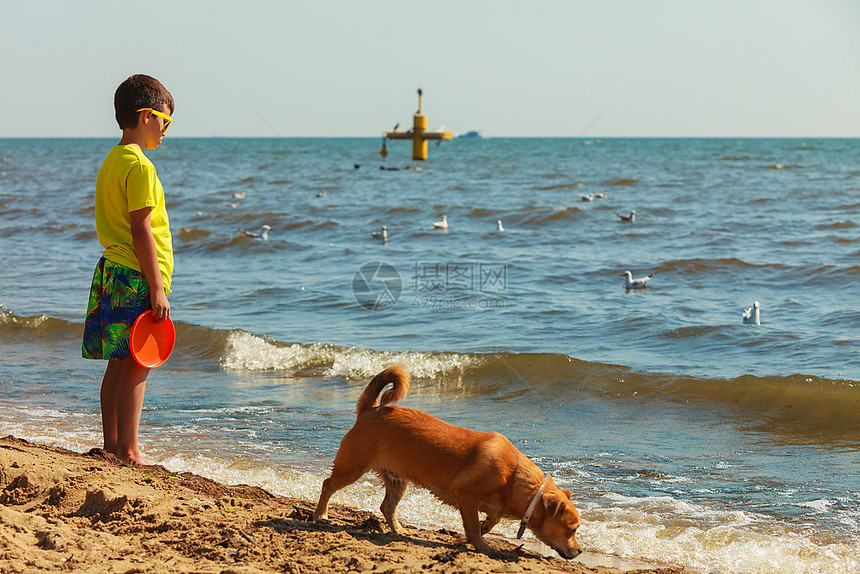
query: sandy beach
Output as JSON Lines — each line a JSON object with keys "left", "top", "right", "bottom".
{"left": 0, "top": 436, "right": 686, "bottom": 574}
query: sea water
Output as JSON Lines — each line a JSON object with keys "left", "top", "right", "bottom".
{"left": 0, "top": 137, "right": 858, "bottom": 573}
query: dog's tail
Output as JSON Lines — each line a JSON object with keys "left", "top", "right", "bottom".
{"left": 356, "top": 364, "right": 411, "bottom": 417}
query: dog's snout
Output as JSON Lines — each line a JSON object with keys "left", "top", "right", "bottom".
{"left": 562, "top": 547, "right": 582, "bottom": 560}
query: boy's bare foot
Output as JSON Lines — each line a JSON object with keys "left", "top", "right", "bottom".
{"left": 117, "top": 451, "right": 155, "bottom": 466}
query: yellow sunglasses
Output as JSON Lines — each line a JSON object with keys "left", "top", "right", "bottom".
{"left": 136, "top": 108, "right": 173, "bottom": 133}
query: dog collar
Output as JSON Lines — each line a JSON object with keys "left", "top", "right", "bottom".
{"left": 517, "top": 475, "right": 549, "bottom": 539}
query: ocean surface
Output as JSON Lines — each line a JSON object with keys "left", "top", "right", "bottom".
{"left": 1, "top": 137, "right": 858, "bottom": 573}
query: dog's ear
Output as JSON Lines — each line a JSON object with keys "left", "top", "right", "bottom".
{"left": 542, "top": 492, "right": 567, "bottom": 518}
{"left": 561, "top": 488, "right": 573, "bottom": 500}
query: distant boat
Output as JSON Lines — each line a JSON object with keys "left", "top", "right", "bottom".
{"left": 457, "top": 131, "right": 483, "bottom": 139}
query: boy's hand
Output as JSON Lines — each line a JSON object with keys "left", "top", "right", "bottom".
{"left": 131, "top": 206, "right": 171, "bottom": 322}
{"left": 150, "top": 290, "right": 170, "bottom": 321}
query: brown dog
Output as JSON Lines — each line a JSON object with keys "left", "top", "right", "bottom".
{"left": 313, "top": 365, "right": 582, "bottom": 559}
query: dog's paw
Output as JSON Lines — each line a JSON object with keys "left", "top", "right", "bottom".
{"left": 471, "top": 542, "right": 496, "bottom": 556}
{"left": 480, "top": 517, "right": 500, "bottom": 535}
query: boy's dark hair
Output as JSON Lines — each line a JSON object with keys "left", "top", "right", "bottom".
{"left": 114, "top": 74, "right": 175, "bottom": 130}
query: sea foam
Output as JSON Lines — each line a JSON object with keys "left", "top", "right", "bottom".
{"left": 219, "top": 330, "right": 480, "bottom": 380}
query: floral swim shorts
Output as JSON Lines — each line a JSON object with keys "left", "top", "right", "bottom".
{"left": 82, "top": 257, "right": 151, "bottom": 360}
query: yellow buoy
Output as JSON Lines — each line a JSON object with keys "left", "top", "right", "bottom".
{"left": 383, "top": 88, "right": 452, "bottom": 161}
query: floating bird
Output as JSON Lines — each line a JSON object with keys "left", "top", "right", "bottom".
{"left": 618, "top": 210, "right": 636, "bottom": 223}
{"left": 237, "top": 224, "right": 271, "bottom": 240}
{"left": 593, "top": 192, "right": 607, "bottom": 199}
{"left": 232, "top": 192, "right": 245, "bottom": 199}
{"left": 496, "top": 219, "right": 505, "bottom": 232}
{"left": 579, "top": 193, "right": 595, "bottom": 202}
{"left": 623, "top": 270, "right": 654, "bottom": 289}
{"left": 432, "top": 215, "right": 448, "bottom": 229}
{"left": 316, "top": 191, "right": 327, "bottom": 197}
{"left": 369, "top": 226, "right": 388, "bottom": 242}
{"left": 223, "top": 201, "right": 240, "bottom": 208}
{"left": 743, "top": 301, "right": 761, "bottom": 325}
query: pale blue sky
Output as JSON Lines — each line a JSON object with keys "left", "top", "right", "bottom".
{"left": 1, "top": 0, "right": 858, "bottom": 137}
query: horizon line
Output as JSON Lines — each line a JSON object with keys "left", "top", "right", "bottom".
{"left": 2, "top": 135, "right": 858, "bottom": 140}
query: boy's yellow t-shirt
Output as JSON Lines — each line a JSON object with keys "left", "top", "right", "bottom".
{"left": 95, "top": 145, "right": 173, "bottom": 292}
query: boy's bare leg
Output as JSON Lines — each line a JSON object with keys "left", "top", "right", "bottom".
{"left": 116, "top": 357, "right": 152, "bottom": 464}
{"left": 100, "top": 359, "right": 124, "bottom": 454}
{"left": 100, "top": 357, "right": 153, "bottom": 465}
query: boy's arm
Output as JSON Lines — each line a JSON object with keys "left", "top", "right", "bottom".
{"left": 130, "top": 206, "right": 170, "bottom": 320}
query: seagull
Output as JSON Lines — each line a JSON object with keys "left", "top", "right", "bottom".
{"left": 579, "top": 193, "right": 595, "bottom": 202}
{"left": 432, "top": 215, "right": 448, "bottom": 229}
{"left": 232, "top": 192, "right": 245, "bottom": 199}
{"left": 237, "top": 225, "right": 271, "bottom": 240}
{"left": 496, "top": 219, "right": 505, "bottom": 232}
{"left": 742, "top": 301, "right": 761, "bottom": 325}
{"left": 618, "top": 210, "right": 636, "bottom": 223}
{"left": 369, "top": 225, "right": 388, "bottom": 242}
{"left": 593, "top": 192, "right": 607, "bottom": 199}
{"left": 223, "top": 201, "right": 240, "bottom": 208}
{"left": 623, "top": 270, "right": 654, "bottom": 289}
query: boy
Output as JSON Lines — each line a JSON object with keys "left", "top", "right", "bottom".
{"left": 82, "top": 74, "right": 175, "bottom": 465}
